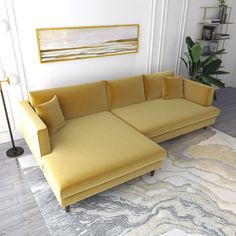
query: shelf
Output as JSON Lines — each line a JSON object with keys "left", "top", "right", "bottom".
{"left": 200, "top": 6, "right": 232, "bottom": 9}
{"left": 196, "top": 38, "right": 230, "bottom": 41}
{"left": 201, "top": 7, "right": 219, "bottom": 9}
{"left": 201, "top": 52, "right": 227, "bottom": 57}
{"left": 199, "top": 5, "right": 232, "bottom": 71}
{"left": 199, "top": 22, "right": 234, "bottom": 25}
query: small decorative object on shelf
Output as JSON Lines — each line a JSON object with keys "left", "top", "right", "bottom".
{"left": 202, "top": 26, "right": 215, "bottom": 40}
{"left": 218, "top": 3, "right": 228, "bottom": 24}
{"left": 218, "top": 0, "right": 226, "bottom": 6}
{"left": 200, "top": 18, "right": 220, "bottom": 24}
{"left": 214, "top": 33, "right": 230, "bottom": 40}
{"left": 209, "top": 41, "right": 218, "bottom": 52}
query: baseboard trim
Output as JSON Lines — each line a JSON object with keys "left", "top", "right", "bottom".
{"left": 0, "top": 129, "right": 23, "bottom": 144}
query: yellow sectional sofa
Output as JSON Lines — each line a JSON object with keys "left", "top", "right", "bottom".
{"left": 19, "top": 72, "right": 220, "bottom": 212}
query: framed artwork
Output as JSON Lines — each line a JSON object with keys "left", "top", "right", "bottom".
{"left": 36, "top": 24, "right": 139, "bottom": 63}
{"left": 202, "top": 26, "right": 215, "bottom": 41}
{"left": 200, "top": 41, "right": 211, "bottom": 56}
{"left": 209, "top": 41, "right": 218, "bottom": 52}
{"left": 200, "top": 41, "right": 219, "bottom": 56}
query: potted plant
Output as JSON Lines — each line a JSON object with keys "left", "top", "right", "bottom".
{"left": 218, "top": 0, "right": 226, "bottom": 6}
{"left": 218, "top": 0, "right": 227, "bottom": 23}
{"left": 181, "top": 36, "right": 229, "bottom": 99}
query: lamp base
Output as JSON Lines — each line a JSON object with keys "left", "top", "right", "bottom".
{"left": 6, "top": 147, "right": 24, "bottom": 157}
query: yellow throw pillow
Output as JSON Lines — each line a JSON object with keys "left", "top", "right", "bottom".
{"left": 143, "top": 70, "right": 174, "bottom": 100}
{"left": 162, "top": 76, "right": 184, "bottom": 99}
{"left": 34, "top": 95, "right": 66, "bottom": 135}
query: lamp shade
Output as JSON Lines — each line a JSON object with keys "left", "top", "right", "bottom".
{"left": 0, "top": 69, "right": 6, "bottom": 80}
{"left": 8, "top": 74, "right": 20, "bottom": 86}
{"left": 0, "top": 19, "right": 10, "bottom": 34}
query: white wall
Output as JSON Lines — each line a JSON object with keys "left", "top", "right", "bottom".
{"left": 151, "top": 0, "right": 187, "bottom": 74}
{"left": 0, "top": 0, "right": 25, "bottom": 143}
{"left": 12, "top": 0, "right": 155, "bottom": 91}
{"left": 0, "top": 0, "right": 235, "bottom": 143}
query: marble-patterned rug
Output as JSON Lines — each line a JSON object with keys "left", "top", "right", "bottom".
{"left": 19, "top": 127, "right": 236, "bottom": 236}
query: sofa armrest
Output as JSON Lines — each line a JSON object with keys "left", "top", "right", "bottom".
{"left": 19, "top": 101, "right": 51, "bottom": 157}
{"left": 183, "top": 79, "right": 214, "bottom": 106}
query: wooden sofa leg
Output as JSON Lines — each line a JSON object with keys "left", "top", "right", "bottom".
{"left": 203, "top": 127, "right": 207, "bottom": 130}
{"left": 150, "top": 170, "right": 155, "bottom": 176}
{"left": 65, "top": 206, "right": 70, "bottom": 213}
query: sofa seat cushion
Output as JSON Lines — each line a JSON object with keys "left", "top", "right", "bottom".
{"left": 42, "top": 111, "right": 166, "bottom": 199}
{"left": 112, "top": 98, "right": 220, "bottom": 138}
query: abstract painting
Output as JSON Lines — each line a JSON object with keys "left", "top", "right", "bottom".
{"left": 36, "top": 24, "right": 139, "bottom": 63}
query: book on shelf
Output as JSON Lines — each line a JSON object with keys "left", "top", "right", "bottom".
{"left": 214, "top": 33, "right": 230, "bottom": 40}
{"left": 200, "top": 18, "right": 220, "bottom": 24}
{"left": 218, "top": 5, "right": 228, "bottom": 24}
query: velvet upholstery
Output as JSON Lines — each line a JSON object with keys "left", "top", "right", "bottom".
{"left": 162, "top": 76, "right": 184, "bottom": 99}
{"left": 19, "top": 71, "right": 220, "bottom": 209}
{"left": 106, "top": 75, "right": 146, "bottom": 109}
{"left": 144, "top": 70, "right": 174, "bottom": 100}
{"left": 42, "top": 111, "right": 166, "bottom": 202}
{"left": 112, "top": 98, "right": 220, "bottom": 138}
{"left": 34, "top": 95, "right": 65, "bottom": 135}
{"left": 184, "top": 79, "right": 214, "bottom": 106}
{"left": 29, "top": 81, "right": 108, "bottom": 119}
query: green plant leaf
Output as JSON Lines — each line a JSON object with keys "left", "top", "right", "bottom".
{"left": 186, "top": 37, "right": 195, "bottom": 56}
{"left": 180, "top": 57, "right": 188, "bottom": 70}
{"left": 186, "top": 36, "right": 195, "bottom": 48}
{"left": 191, "top": 43, "right": 201, "bottom": 63}
{"left": 192, "top": 76, "right": 205, "bottom": 84}
{"left": 198, "top": 78, "right": 212, "bottom": 86}
{"left": 181, "top": 36, "right": 226, "bottom": 93}
{"left": 202, "top": 59, "right": 222, "bottom": 75}
{"left": 202, "top": 75, "right": 225, "bottom": 88}
{"left": 196, "top": 60, "right": 201, "bottom": 75}
{"left": 184, "top": 52, "right": 193, "bottom": 76}
{"left": 201, "top": 49, "right": 225, "bottom": 67}
{"left": 210, "top": 70, "right": 230, "bottom": 75}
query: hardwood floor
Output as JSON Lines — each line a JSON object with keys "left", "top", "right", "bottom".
{"left": 0, "top": 87, "right": 235, "bottom": 235}
{"left": 213, "top": 87, "right": 236, "bottom": 138}
{"left": 0, "top": 139, "right": 50, "bottom": 236}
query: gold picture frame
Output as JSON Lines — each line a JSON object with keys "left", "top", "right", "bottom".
{"left": 36, "top": 24, "right": 140, "bottom": 63}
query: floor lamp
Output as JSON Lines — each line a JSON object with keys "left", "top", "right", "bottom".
{"left": 0, "top": 70, "right": 24, "bottom": 157}
{"left": 0, "top": 19, "right": 24, "bottom": 157}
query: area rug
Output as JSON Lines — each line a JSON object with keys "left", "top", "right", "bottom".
{"left": 19, "top": 127, "right": 236, "bottom": 236}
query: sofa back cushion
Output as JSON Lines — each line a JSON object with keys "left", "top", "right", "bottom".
{"left": 144, "top": 70, "right": 174, "bottom": 100}
{"left": 106, "top": 75, "right": 146, "bottom": 109}
{"left": 29, "top": 81, "right": 108, "bottom": 119}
